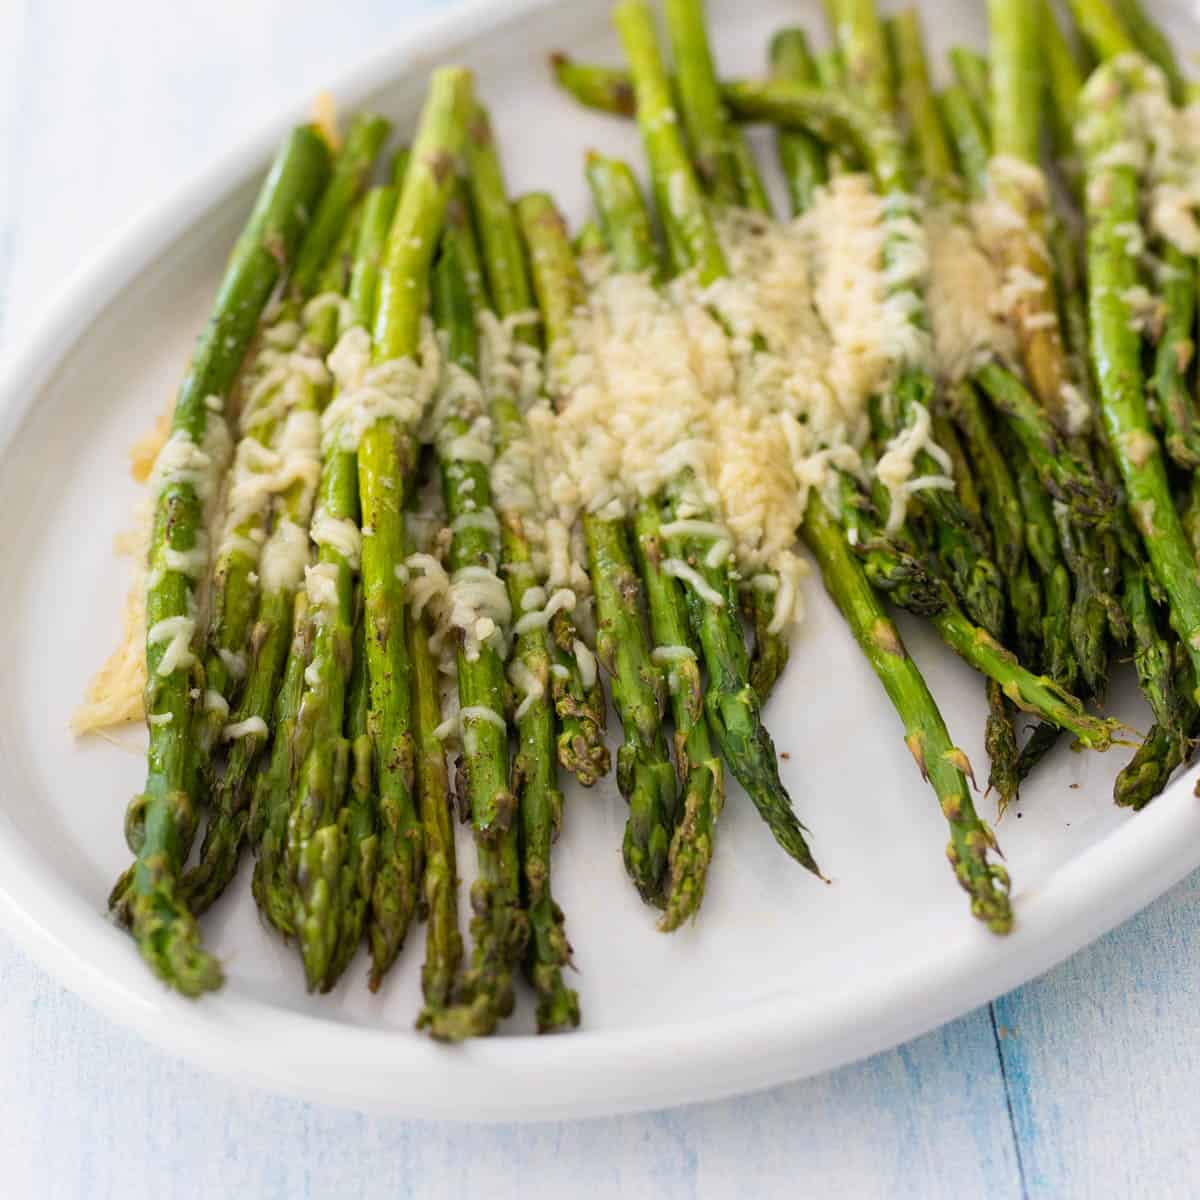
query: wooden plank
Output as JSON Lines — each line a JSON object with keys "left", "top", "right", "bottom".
{"left": 993, "top": 871, "right": 1200, "bottom": 1199}
{"left": 1, "top": 928, "right": 1019, "bottom": 1199}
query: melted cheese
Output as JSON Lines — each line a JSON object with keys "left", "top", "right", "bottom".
{"left": 322, "top": 321, "right": 440, "bottom": 453}
{"left": 147, "top": 615, "right": 197, "bottom": 677}
{"left": 924, "top": 207, "right": 1016, "bottom": 381}
{"left": 406, "top": 553, "right": 512, "bottom": 662}
{"left": 310, "top": 512, "right": 362, "bottom": 569}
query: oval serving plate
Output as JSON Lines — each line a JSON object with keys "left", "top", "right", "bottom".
{"left": 1, "top": 0, "right": 1199, "bottom": 1121}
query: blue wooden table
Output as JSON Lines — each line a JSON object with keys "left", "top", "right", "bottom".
{"left": 3, "top": 2, "right": 1200, "bottom": 1196}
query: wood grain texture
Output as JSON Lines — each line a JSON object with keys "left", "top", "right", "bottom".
{"left": 1, "top": 2, "right": 1199, "bottom": 1197}
{"left": 0, "top": 936, "right": 1019, "bottom": 1200}
{"left": 994, "top": 871, "right": 1200, "bottom": 1200}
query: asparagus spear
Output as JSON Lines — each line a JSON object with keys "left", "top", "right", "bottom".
{"left": 823, "top": 2, "right": 1007, "bottom": 640}
{"left": 285, "top": 187, "right": 396, "bottom": 992}
{"left": 1070, "top": 5, "right": 1200, "bottom": 469}
{"left": 111, "top": 125, "right": 331, "bottom": 996}
{"left": 1068, "top": 0, "right": 1137, "bottom": 62}
{"left": 948, "top": 47, "right": 991, "bottom": 136}
{"left": 1055, "top": 16, "right": 1198, "bottom": 795}
{"left": 936, "top": 75, "right": 1104, "bottom": 691}
{"left": 826, "top": 0, "right": 895, "bottom": 119}
{"left": 465, "top": 104, "right": 610, "bottom": 789}
{"left": 184, "top": 221, "right": 354, "bottom": 915}
{"left": 988, "top": 0, "right": 1080, "bottom": 437}
{"left": 654, "top": 8, "right": 788, "bottom": 696}
{"left": 1079, "top": 57, "right": 1200, "bottom": 701}
{"left": 768, "top": 30, "right": 829, "bottom": 220}
{"left": 253, "top": 191, "right": 394, "bottom": 938}
{"left": 409, "top": 598, "right": 464, "bottom": 1026}
{"left": 363, "top": 68, "right": 475, "bottom": 986}
{"left": 1003, "top": 421, "right": 1079, "bottom": 777}
{"left": 932, "top": 402, "right": 1023, "bottom": 813}
{"left": 938, "top": 85, "right": 991, "bottom": 193}
{"left": 764, "top": 52, "right": 1010, "bottom": 924}
{"left": 1110, "top": 0, "right": 1187, "bottom": 103}
{"left": 420, "top": 194, "right": 528, "bottom": 1036}
{"left": 665, "top": 0, "right": 740, "bottom": 205}
{"left": 1040, "top": 0, "right": 1086, "bottom": 171}
{"left": 465, "top": 107, "right": 598, "bottom": 1026}
{"left": 586, "top": 151, "right": 725, "bottom": 931}
{"left": 193, "top": 115, "right": 388, "bottom": 778}
{"left": 981, "top": 8, "right": 1127, "bottom": 726}
{"left": 888, "top": 10, "right": 1045, "bottom": 687}
{"left": 843, "top": 492, "right": 1122, "bottom": 750}
{"left": 804, "top": 498, "right": 1012, "bottom": 932}
{"left": 518, "top": 190, "right": 679, "bottom": 905}
{"left": 184, "top": 130, "right": 387, "bottom": 914}
{"left": 549, "top": 55, "right": 638, "bottom": 118}
{"left": 323, "top": 612, "right": 382, "bottom": 988}
{"left": 614, "top": 0, "right": 823, "bottom": 877}
{"left": 250, "top": 588, "right": 315, "bottom": 935}
{"left": 974, "top": 364, "right": 1115, "bottom": 528}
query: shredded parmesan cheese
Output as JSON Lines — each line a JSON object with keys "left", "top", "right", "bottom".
{"left": 661, "top": 559, "right": 726, "bottom": 607}
{"left": 223, "top": 716, "right": 268, "bottom": 741}
{"left": 147, "top": 616, "right": 197, "bottom": 677}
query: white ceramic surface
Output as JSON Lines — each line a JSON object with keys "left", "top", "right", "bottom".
{"left": 1, "top": 0, "right": 1198, "bottom": 1122}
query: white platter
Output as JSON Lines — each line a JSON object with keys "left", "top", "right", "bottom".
{"left": 2, "top": 0, "right": 1199, "bottom": 1121}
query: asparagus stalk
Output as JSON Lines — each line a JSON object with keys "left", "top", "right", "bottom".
{"left": 841, "top": 476, "right": 1121, "bottom": 749}
{"left": 888, "top": 9, "right": 959, "bottom": 190}
{"left": 824, "top": 2, "right": 1008, "bottom": 639}
{"left": 1040, "top": 0, "right": 1086, "bottom": 169}
{"left": 194, "top": 115, "right": 388, "bottom": 776}
{"left": 664, "top": 0, "right": 740, "bottom": 205}
{"left": 988, "top": 0, "right": 1079, "bottom": 436}
{"left": 767, "top": 29, "right": 829, "bottom": 220}
{"left": 1069, "top": 5, "right": 1200, "bottom": 469}
{"left": 285, "top": 187, "right": 397, "bottom": 992}
{"left": 1003, "top": 421, "right": 1079, "bottom": 775}
{"left": 183, "top": 215, "right": 357, "bottom": 914}
{"left": 363, "top": 67, "right": 475, "bottom": 986}
{"left": 586, "top": 151, "right": 725, "bottom": 931}
{"left": 254, "top": 189, "right": 395, "bottom": 938}
{"left": 518, "top": 189, "right": 679, "bottom": 904}
{"left": 1153, "top": 241, "right": 1200, "bottom": 468}
{"left": 465, "top": 112, "right": 597, "bottom": 1025}
{"left": 826, "top": 0, "right": 895, "bottom": 119}
{"left": 1068, "top": 0, "right": 1137, "bottom": 62}
{"left": 948, "top": 47, "right": 991, "bottom": 136}
{"left": 465, "top": 104, "right": 610, "bottom": 788}
{"left": 764, "top": 59, "right": 1010, "bottom": 923}
{"left": 1055, "top": 18, "right": 1199, "bottom": 798}
{"left": 1110, "top": 0, "right": 1187, "bottom": 103}
{"left": 549, "top": 55, "right": 638, "bottom": 118}
{"left": 1079, "top": 57, "right": 1200, "bottom": 700}
{"left": 421, "top": 194, "right": 528, "bottom": 1036}
{"left": 939, "top": 85, "right": 991, "bottom": 194}
{"left": 409, "top": 600, "right": 464, "bottom": 1026}
{"left": 945, "top": 384, "right": 1040, "bottom": 659}
{"left": 249, "top": 588, "right": 315, "bottom": 935}
{"left": 804, "top": 498, "right": 1012, "bottom": 931}
{"left": 1116, "top": 719, "right": 1188, "bottom": 809}
{"left": 653, "top": 10, "right": 788, "bottom": 696}
{"left": 931, "top": 403, "right": 1023, "bottom": 812}
{"left": 974, "top": 363, "right": 1114, "bottom": 527}
{"left": 323, "top": 612, "right": 381, "bottom": 988}
{"left": 112, "top": 125, "right": 331, "bottom": 996}
{"left": 615, "top": 0, "right": 823, "bottom": 877}
{"left": 888, "top": 10, "right": 1046, "bottom": 741}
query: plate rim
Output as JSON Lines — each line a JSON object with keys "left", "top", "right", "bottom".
{"left": 2, "top": 0, "right": 1199, "bottom": 1122}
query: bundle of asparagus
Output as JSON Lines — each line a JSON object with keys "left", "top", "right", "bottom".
{"left": 79, "top": 0, "right": 1200, "bottom": 1036}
